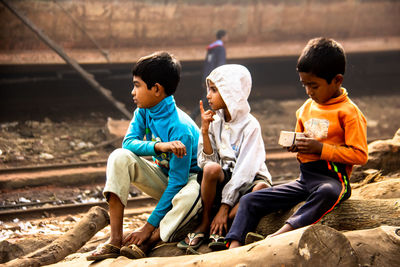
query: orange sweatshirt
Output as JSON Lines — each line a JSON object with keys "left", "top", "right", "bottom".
{"left": 295, "top": 88, "right": 368, "bottom": 176}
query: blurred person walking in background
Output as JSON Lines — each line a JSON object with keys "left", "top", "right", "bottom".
{"left": 191, "top": 29, "right": 228, "bottom": 120}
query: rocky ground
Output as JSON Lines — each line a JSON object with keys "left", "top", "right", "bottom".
{"left": 0, "top": 117, "right": 114, "bottom": 168}
{"left": 1, "top": 94, "right": 399, "bottom": 169}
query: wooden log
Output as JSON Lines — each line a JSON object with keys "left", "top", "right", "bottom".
{"left": 50, "top": 224, "right": 359, "bottom": 267}
{"left": 256, "top": 198, "right": 400, "bottom": 236}
{"left": 351, "top": 178, "right": 400, "bottom": 200}
{"left": 344, "top": 225, "right": 400, "bottom": 267}
{"left": 4, "top": 206, "right": 109, "bottom": 267}
{"left": 0, "top": 236, "right": 56, "bottom": 264}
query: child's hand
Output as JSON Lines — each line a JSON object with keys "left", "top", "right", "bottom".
{"left": 295, "top": 137, "right": 323, "bottom": 155}
{"left": 122, "top": 222, "right": 155, "bottom": 246}
{"left": 155, "top": 141, "right": 187, "bottom": 158}
{"left": 286, "top": 144, "right": 298, "bottom": 152}
{"left": 199, "top": 100, "right": 216, "bottom": 135}
{"left": 210, "top": 204, "right": 229, "bottom": 236}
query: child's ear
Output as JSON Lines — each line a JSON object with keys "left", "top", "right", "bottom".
{"left": 153, "top": 83, "right": 165, "bottom": 96}
{"left": 333, "top": 74, "right": 343, "bottom": 85}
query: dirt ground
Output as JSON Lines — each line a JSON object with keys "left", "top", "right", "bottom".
{"left": 1, "top": 94, "right": 399, "bottom": 169}
{"left": 0, "top": 117, "right": 114, "bottom": 168}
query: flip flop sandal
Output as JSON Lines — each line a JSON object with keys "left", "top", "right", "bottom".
{"left": 245, "top": 232, "right": 265, "bottom": 245}
{"left": 86, "top": 243, "right": 120, "bottom": 261}
{"left": 208, "top": 234, "right": 228, "bottom": 251}
{"left": 120, "top": 244, "right": 146, "bottom": 259}
{"left": 177, "top": 232, "right": 206, "bottom": 250}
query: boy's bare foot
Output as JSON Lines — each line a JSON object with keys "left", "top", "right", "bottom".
{"left": 86, "top": 243, "right": 121, "bottom": 261}
{"left": 228, "top": 240, "right": 240, "bottom": 249}
{"left": 267, "top": 223, "right": 295, "bottom": 238}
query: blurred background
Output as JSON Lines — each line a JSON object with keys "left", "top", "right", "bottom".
{"left": 0, "top": 0, "right": 399, "bottom": 121}
{"left": 0, "top": 0, "right": 399, "bottom": 170}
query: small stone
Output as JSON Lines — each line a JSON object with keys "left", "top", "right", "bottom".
{"left": 39, "top": 153, "right": 54, "bottom": 160}
{"left": 76, "top": 142, "right": 87, "bottom": 150}
{"left": 18, "top": 197, "right": 31, "bottom": 203}
{"left": 64, "top": 216, "right": 76, "bottom": 222}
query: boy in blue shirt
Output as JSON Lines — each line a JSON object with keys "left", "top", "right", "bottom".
{"left": 87, "top": 51, "right": 201, "bottom": 261}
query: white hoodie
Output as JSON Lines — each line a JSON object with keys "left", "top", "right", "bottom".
{"left": 198, "top": 64, "right": 272, "bottom": 207}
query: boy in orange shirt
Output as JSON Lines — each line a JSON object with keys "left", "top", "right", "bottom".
{"left": 225, "top": 37, "right": 368, "bottom": 248}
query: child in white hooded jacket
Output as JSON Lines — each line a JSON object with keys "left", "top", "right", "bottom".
{"left": 178, "top": 64, "right": 272, "bottom": 251}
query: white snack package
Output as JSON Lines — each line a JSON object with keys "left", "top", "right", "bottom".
{"left": 278, "top": 131, "right": 306, "bottom": 147}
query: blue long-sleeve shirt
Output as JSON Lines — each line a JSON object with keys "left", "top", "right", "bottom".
{"left": 122, "top": 95, "right": 200, "bottom": 227}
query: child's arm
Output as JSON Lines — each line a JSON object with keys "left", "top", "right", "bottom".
{"left": 123, "top": 110, "right": 187, "bottom": 158}
{"left": 211, "top": 204, "right": 229, "bottom": 236}
{"left": 197, "top": 100, "right": 219, "bottom": 168}
{"left": 154, "top": 141, "right": 187, "bottom": 158}
{"left": 122, "top": 109, "right": 159, "bottom": 156}
{"left": 320, "top": 116, "right": 368, "bottom": 165}
{"left": 199, "top": 100, "right": 215, "bottom": 155}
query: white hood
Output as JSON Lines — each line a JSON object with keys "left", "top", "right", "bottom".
{"left": 206, "top": 64, "right": 251, "bottom": 123}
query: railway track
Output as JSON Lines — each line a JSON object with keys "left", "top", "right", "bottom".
{"left": 0, "top": 160, "right": 108, "bottom": 174}
{"left": 0, "top": 195, "right": 157, "bottom": 222}
{"left": 0, "top": 178, "right": 299, "bottom": 223}
{"left": 0, "top": 137, "right": 386, "bottom": 175}
{"left": 0, "top": 146, "right": 289, "bottom": 175}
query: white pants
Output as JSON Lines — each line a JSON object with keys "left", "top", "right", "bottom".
{"left": 103, "top": 148, "right": 201, "bottom": 242}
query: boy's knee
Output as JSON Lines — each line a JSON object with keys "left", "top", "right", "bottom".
{"left": 108, "top": 148, "right": 139, "bottom": 167}
{"left": 203, "top": 162, "right": 223, "bottom": 181}
{"left": 318, "top": 183, "right": 341, "bottom": 200}
{"left": 239, "top": 193, "right": 254, "bottom": 208}
{"left": 252, "top": 182, "right": 269, "bottom": 192}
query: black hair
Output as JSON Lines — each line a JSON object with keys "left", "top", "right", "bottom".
{"left": 131, "top": 51, "right": 181, "bottom": 96}
{"left": 296, "top": 37, "right": 346, "bottom": 84}
{"left": 216, "top": 29, "right": 227, "bottom": 40}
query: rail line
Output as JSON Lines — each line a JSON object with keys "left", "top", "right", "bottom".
{"left": 0, "top": 195, "right": 157, "bottom": 222}
{"left": 0, "top": 147, "right": 286, "bottom": 175}
{"left": 0, "top": 178, "right": 297, "bottom": 223}
{"left": 0, "top": 136, "right": 387, "bottom": 177}
{"left": 0, "top": 160, "right": 108, "bottom": 174}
